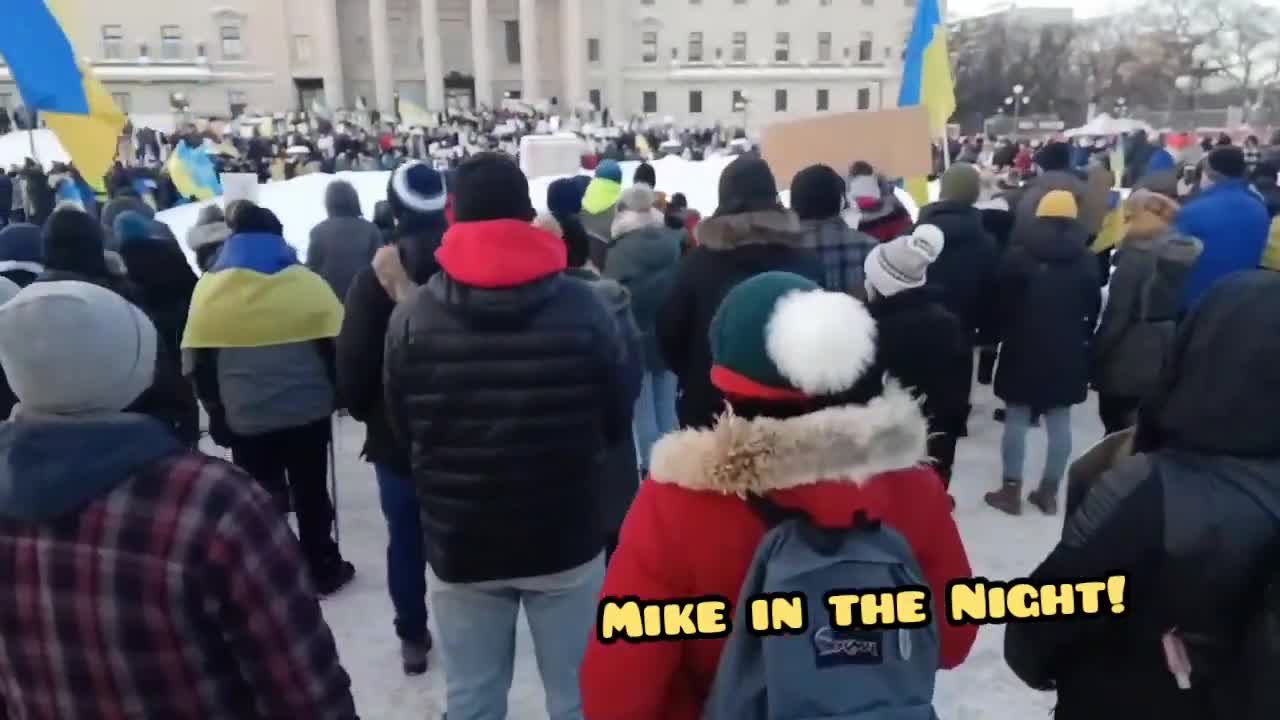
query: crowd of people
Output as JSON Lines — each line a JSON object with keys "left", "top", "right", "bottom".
{"left": 0, "top": 116, "right": 1276, "bottom": 720}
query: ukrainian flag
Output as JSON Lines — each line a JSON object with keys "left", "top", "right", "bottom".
{"left": 0, "top": 0, "right": 126, "bottom": 191}
{"left": 168, "top": 142, "right": 223, "bottom": 201}
{"left": 898, "top": 0, "right": 956, "bottom": 208}
{"left": 183, "top": 233, "right": 343, "bottom": 349}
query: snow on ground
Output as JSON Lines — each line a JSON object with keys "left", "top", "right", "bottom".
{"left": 301, "top": 380, "right": 1094, "bottom": 720}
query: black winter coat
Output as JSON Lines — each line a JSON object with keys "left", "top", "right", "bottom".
{"left": 383, "top": 221, "right": 634, "bottom": 583}
{"left": 869, "top": 287, "right": 973, "bottom": 436}
{"left": 917, "top": 201, "right": 1001, "bottom": 346}
{"left": 993, "top": 218, "right": 1101, "bottom": 410}
{"left": 337, "top": 223, "right": 445, "bottom": 476}
{"left": 1005, "top": 271, "right": 1280, "bottom": 720}
{"left": 657, "top": 210, "right": 824, "bottom": 429}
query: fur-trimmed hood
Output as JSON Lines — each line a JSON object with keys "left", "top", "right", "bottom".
{"left": 185, "top": 221, "right": 231, "bottom": 252}
{"left": 695, "top": 209, "right": 804, "bottom": 251}
{"left": 612, "top": 207, "right": 665, "bottom": 239}
{"left": 649, "top": 382, "right": 928, "bottom": 495}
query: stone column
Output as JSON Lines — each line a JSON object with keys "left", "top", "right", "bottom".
{"left": 369, "top": 0, "right": 396, "bottom": 113}
{"left": 317, "top": 0, "right": 346, "bottom": 109}
{"left": 518, "top": 0, "right": 541, "bottom": 102}
{"left": 604, "top": 0, "right": 625, "bottom": 113}
{"left": 419, "top": 0, "right": 446, "bottom": 109}
{"left": 560, "top": 0, "right": 585, "bottom": 107}
{"left": 471, "top": 0, "right": 494, "bottom": 109}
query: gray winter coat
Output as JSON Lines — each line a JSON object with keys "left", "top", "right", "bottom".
{"left": 307, "top": 180, "right": 382, "bottom": 301}
{"left": 566, "top": 267, "right": 644, "bottom": 535}
{"left": 603, "top": 214, "right": 682, "bottom": 371}
{"left": 217, "top": 342, "right": 335, "bottom": 436}
{"left": 1092, "top": 230, "right": 1203, "bottom": 398}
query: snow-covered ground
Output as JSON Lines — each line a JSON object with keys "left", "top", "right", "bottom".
{"left": 300, "top": 381, "right": 1094, "bottom": 720}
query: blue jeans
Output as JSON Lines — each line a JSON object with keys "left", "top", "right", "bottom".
{"left": 427, "top": 555, "right": 605, "bottom": 720}
{"left": 1001, "top": 405, "right": 1073, "bottom": 490}
{"left": 633, "top": 369, "right": 677, "bottom": 470}
{"left": 374, "top": 464, "right": 428, "bottom": 644}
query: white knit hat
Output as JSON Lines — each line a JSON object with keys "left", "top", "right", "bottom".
{"left": 864, "top": 224, "right": 945, "bottom": 298}
{"left": 0, "top": 281, "right": 156, "bottom": 416}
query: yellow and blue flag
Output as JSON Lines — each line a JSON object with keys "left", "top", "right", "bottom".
{"left": 0, "top": 0, "right": 126, "bottom": 191}
{"left": 898, "top": 0, "right": 956, "bottom": 208}
{"left": 168, "top": 143, "right": 223, "bottom": 201}
{"left": 183, "top": 233, "right": 343, "bottom": 349}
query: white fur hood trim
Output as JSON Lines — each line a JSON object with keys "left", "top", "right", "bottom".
{"left": 611, "top": 208, "right": 665, "bottom": 239}
{"left": 649, "top": 381, "right": 929, "bottom": 495}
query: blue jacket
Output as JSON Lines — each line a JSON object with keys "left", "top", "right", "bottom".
{"left": 1175, "top": 180, "right": 1270, "bottom": 309}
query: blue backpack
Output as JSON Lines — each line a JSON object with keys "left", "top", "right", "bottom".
{"left": 703, "top": 496, "right": 940, "bottom": 720}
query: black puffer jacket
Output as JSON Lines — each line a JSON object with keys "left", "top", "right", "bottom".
{"left": 383, "top": 220, "right": 633, "bottom": 583}
{"left": 994, "top": 217, "right": 1101, "bottom": 410}
{"left": 1005, "top": 271, "right": 1280, "bottom": 720}
{"left": 868, "top": 286, "right": 973, "bottom": 436}
{"left": 337, "top": 217, "right": 446, "bottom": 476}
{"left": 916, "top": 200, "right": 1001, "bottom": 346}
{"left": 657, "top": 210, "right": 824, "bottom": 429}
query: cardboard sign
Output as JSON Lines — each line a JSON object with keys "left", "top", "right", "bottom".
{"left": 760, "top": 107, "right": 933, "bottom": 188}
{"left": 221, "top": 173, "right": 259, "bottom": 205}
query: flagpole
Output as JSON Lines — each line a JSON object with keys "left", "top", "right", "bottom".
{"left": 940, "top": 126, "right": 950, "bottom": 170}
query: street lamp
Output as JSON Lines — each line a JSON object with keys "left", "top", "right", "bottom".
{"left": 1006, "top": 87, "right": 1030, "bottom": 133}
{"left": 733, "top": 93, "right": 751, "bottom": 133}
{"left": 1115, "top": 97, "right": 1127, "bottom": 117}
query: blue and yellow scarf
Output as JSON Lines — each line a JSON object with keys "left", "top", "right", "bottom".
{"left": 182, "top": 232, "right": 343, "bottom": 349}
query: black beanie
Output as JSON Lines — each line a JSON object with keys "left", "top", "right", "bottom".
{"left": 1207, "top": 146, "right": 1247, "bottom": 179}
{"left": 634, "top": 162, "right": 657, "bottom": 187}
{"left": 42, "top": 207, "right": 109, "bottom": 278}
{"left": 1035, "top": 141, "right": 1072, "bottom": 172}
{"left": 789, "top": 164, "right": 846, "bottom": 221}
{"left": 452, "top": 152, "right": 536, "bottom": 222}
{"left": 715, "top": 156, "right": 781, "bottom": 217}
{"left": 234, "top": 204, "right": 285, "bottom": 236}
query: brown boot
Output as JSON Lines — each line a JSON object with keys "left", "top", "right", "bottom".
{"left": 1027, "top": 485, "right": 1059, "bottom": 516}
{"left": 985, "top": 480, "right": 1023, "bottom": 516}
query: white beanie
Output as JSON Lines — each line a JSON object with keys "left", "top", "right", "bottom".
{"left": 0, "top": 281, "right": 157, "bottom": 416}
{"left": 864, "top": 224, "right": 945, "bottom": 298}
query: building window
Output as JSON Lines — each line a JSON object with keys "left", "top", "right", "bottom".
{"left": 228, "top": 90, "right": 248, "bottom": 116}
{"left": 734, "top": 0, "right": 746, "bottom": 4}
{"left": 775, "top": 32, "right": 789, "bottom": 62}
{"left": 642, "top": 31, "right": 658, "bottom": 63}
{"left": 905, "top": 0, "right": 916, "bottom": 5}
{"left": 504, "top": 21, "right": 521, "bottom": 63}
{"left": 111, "top": 92, "right": 132, "bottom": 113}
{"left": 857, "top": 87, "right": 871, "bottom": 110}
{"left": 642, "top": 91, "right": 658, "bottom": 113}
{"left": 863, "top": 0, "right": 874, "bottom": 5}
{"left": 160, "top": 25, "right": 183, "bottom": 60}
{"left": 774, "top": 89, "right": 787, "bottom": 112}
{"left": 642, "top": 0, "right": 654, "bottom": 4}
{"left": 821, "top": 0, "right": 833, "bottom": 4}
{"left": 731, "top": 32, "right": 747, "bottom": 62}
{"left": 692, "top": 0, "right": 702, "bottom": 4}
{"left": 777, "top": 0, "right": 789, "bottom": 4}
{"left": 688, "top": 32, "right": 703, "bottom": 62}
{"left": 689, "top": 90, "right": 702, "bottom": 113}
{"left": 858, "top": 33, "right": 873, "bottom": 62}
{"left": 589, "top": 89, "right": 602, "bottom": 109}
{"left": 219, "top": 25, "right": 243, "bottom": 60}
{"left": 102, "top": 25, "right": 124, "bottom": 60}
{"left": 292, "top": 35, "right": 312, "bottom": 64}
{"left": 588, "top": 37, "right": 600, "bottom": 62}
{"left": 0, "top": 94, "right": 10, "bottom": 110}
{"left": 817, "top": 88, "right": 829, "bottom": 111}
{"left": 817, "top": 32, "right": 832, "bottom": 62}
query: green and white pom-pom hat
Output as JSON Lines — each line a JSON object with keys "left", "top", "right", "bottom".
{"left": 709, "top": 271, "right": 878, "bottom": 402}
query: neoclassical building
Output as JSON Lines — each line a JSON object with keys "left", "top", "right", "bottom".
{"left": 0, "top": 0, "right": 916, "bottom": 126}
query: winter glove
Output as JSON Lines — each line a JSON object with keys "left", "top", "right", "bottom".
{"left": 977, "top": 345, "right": 998, "bottom": 385}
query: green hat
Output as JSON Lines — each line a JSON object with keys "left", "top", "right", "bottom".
{"left": 709, "top": 272, "right": 878, "bottom": 401}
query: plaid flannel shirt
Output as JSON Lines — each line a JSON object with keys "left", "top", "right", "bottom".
{"left": 798, "top": 217, "right": 879, "bottom": 298}
{"left": 0, "top": 452, "right": 356, "bottom": 720}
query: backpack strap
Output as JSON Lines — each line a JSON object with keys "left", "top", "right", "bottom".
{"left": 746, "top": 494, "right": 882, "bottom": 556}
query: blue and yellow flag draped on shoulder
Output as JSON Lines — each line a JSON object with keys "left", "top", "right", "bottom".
{"left": 898, "top": 0, "right": 956, "bottom": 208}
{"left": 0, "top": 0, "right": 126, "bottom": 192}
{"left": 183, "top": 233, "right": 344, "bottom": 349}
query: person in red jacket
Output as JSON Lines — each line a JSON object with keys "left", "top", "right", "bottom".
{"left": 581, "top": 271, "right": 977, "bottom": 720}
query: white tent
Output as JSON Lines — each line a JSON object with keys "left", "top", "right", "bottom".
{"left": 1065, "top": 113, "right": 1155, "bottom": 138}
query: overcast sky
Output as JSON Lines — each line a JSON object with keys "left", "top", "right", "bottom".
{"left": 946, "top": 0, "right": 1131, "bottom": 19}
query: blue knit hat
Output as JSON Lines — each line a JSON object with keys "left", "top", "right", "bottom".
{"left": 112, "top": 210, "right": 152, "bottom": 247}
{"left": 388, "top": 161, "right": 447, "bottom": 217}
{"left": 0, "top": 223, "right": 44, "bottom": 270}
{"left": 595, "top": 160, "right": 623, "bottom": 184}
{"left": 547, "top": 177, "right": 587, "bottom": 217}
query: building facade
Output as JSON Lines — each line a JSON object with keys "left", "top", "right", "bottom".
{"left": 0, "top": 0, "right": 915, "bottom": 127}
